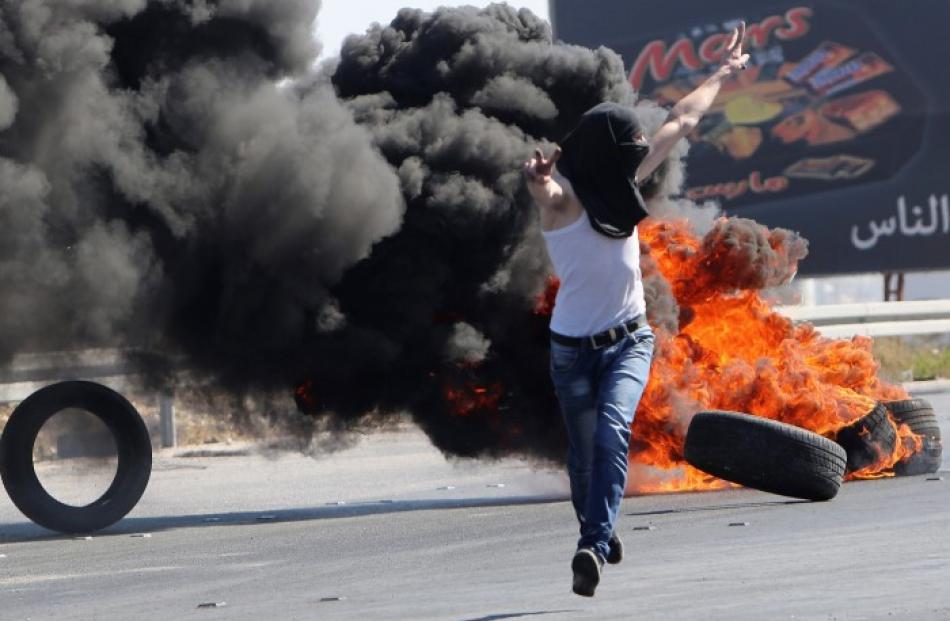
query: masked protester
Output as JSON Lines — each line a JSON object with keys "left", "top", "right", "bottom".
{"left": 523, "top": 23, "right": 750, "bottom": 597}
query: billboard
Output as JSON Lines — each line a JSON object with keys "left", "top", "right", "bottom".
{"left": 551, "top": 0, "right": 950, "bottom": 275}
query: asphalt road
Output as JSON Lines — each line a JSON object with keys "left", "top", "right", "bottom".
{"left": 0, "top": 386, "right": 947, "bottom": 620}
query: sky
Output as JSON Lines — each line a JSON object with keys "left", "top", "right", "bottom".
{"left": 315, "top": 0, "right": 551, "bottom": 60}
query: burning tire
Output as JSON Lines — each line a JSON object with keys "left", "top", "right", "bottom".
{"left": 883, "top": 399, "right": 942, "bottom": 476}
{"left": 0, "top": 381, "right": 152, "bottom": 534}
{"left": 834, "top": 403, "right": 897, "bottom": 473}
{"left": 684, "top": 411, "right": 846, "bottom": 501}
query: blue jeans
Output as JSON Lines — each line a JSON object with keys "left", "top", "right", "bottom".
{"left": 549, "top": 326, "right": 655, "bottom": 560}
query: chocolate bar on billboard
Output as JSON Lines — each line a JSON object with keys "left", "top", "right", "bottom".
{"left": 772, "top": 108, "right": 856, "bottom": 146}
{"left": 807, "top": 52, "right": 893, "bottom": 97}
{"left": 785, "top": 155, "right": 875, "bottom": 180}
{"left": 819, "top": 90, "right": 901, "bottom": 133}
{"left": 784, "top": 41, "right": 856, "bottom": 85}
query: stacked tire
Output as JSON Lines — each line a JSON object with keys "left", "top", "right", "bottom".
{"left": 884, "top": 399, "right": 942, "bottom": 476}
{"left": 833, "top": 403, "right": 896, "bottom": 474}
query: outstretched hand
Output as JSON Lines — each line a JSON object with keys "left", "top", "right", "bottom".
{"left": 523, "top": 147, "right": 562, "bottom": 186}
{"left": 720, "top": 21, "right": 750, "bottom": 77}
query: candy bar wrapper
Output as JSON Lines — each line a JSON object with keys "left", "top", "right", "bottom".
{"left": 784, "top": 41, "right": 856, "bottom": 85}
{"left": 785, "top": 155, "right": 874, "bottom": 180}
{"left": 807, "top": 52, "right": 893, "bottom": 97}
{"left": 819, "top": 90, "right": 901, "bottom": 133}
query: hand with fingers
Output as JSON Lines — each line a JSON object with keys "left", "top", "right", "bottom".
{"left": 720, "top": 21, "right": 751, "bottom": 77}
{"left": 523, "top": 146, "right": 565, "bottom": 209}
{"left": 523, "top": 147, "right": 562, "bottom": 186}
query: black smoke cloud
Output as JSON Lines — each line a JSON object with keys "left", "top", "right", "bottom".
{"left": 1, "top": 1, "right": 794, "bottom": 462}
{"left": 315, "top": 4, "right": 656, "bottom": 458}
{"left": 0, "top": 0, "right": 402, "bottom": 383}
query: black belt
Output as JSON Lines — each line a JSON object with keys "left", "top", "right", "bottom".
{"left": 550, "top": 316, "right": 646, "bottom": 350}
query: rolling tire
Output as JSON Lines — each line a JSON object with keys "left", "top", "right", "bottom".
{"left": 883, "top": 399, "right": 942, "bottom": 476}
{"left": 834, "top": 403, "right": 896, "bottom": 473}
{"left": 684, "top": 411, "right": 846, "bottom": 501}
{"left": 0, "top": 381, "right": 152, "bottom": 534}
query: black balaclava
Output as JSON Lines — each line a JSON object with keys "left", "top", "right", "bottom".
{"left": 556, "top": 103, "right": 650, "bottom": 239}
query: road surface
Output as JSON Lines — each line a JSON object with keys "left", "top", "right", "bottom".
{"left": 0, "top": 385, "right": 947, "bottom": 620}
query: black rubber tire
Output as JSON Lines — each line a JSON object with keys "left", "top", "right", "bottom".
{"left": 0, "top": 381, "right": 152, "bottom": 534}
{"left": 883, "top": 399, "right": 940, "bottom": 436}
{"left": 883, "top": 398, "right": 934, "bottom": 417}
{"left": 834, "top": 403, "right": 897, "bottom": 473}
{"left": 894, "top": 445, "right": 942, "bottom": 476}
{"left": 883, "top": 399, "right": 942, "bottom": 476}
{"left": 894, "top": 418, "right": 941, "bottom": 435}
{"left": 684, "top": 411, "right": 846, "bottom": 501}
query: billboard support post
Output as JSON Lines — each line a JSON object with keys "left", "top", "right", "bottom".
{"left": 884, "top": 272, "right": 905, "bottom": 302}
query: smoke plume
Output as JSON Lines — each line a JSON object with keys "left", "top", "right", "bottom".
{"left": 1, "top": 2, "right": 808, "bottom": 463}
{"left": 0, "top": 0, "right": 402, "bottom": 379}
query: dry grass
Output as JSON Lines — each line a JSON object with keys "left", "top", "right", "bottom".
{"left": 0, "top": 403, "right": 12, "bottom": 434}
{"left": 2, "top": 380, "right": 411, "bottom": 461}
{"left": 130, "top": 388, "right": 298, "bottom": 448}
{"left": 1, "top": 388, "right": 286, "bottom": 459}
{"left": 873, "top": 337, "right": 950, "bottom": 383}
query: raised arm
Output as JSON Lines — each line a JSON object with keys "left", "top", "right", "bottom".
{"left": 636, "top": 22, "right": 750, "bottom": 183}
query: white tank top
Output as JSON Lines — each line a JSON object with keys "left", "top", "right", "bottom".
{"left": 541, "top": 213, "right": 646, "bottom": 337}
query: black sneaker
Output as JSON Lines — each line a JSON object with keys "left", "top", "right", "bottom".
{"left": 606, "top": 533, "right": 623, "bottom": 565}
{"left": 571, "top": 548, "right": 604, "bottom": 597}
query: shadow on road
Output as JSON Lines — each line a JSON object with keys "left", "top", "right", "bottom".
{"left": 0, "top": 493, "right": 569, "bottom": 543}
{"left": 626, "top": 498, "right": 810, "bottom": 517}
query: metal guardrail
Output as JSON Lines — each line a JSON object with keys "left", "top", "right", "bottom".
{"left": 776, "top": 299, "right": 950, "bottom": 338}
{"left": 0, "top": 349, "right": 177, "bottom": 448}
{"left": 0, "top": 349, "right": 134, "bottom": 402}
